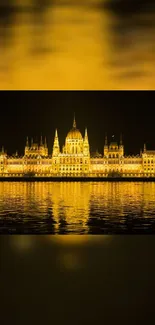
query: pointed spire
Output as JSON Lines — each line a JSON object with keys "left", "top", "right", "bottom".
{"left": 53, "top": 129, "right": 60, "bottom": 157}
{"left": 2, "top": 146, "right": 4, "bottom": 153}
{"left": 84, "top": 128, "right": 89, "bottom": 147}
{"left": 84, "top": 127, "right": 88, "bottom": 139}
{"left": 26, "top": 136, "right": 29, "bottom": 147}
{"left": 53, "top": 130, "right": 59, "bottom": 146}
{"left": 144, "top": 143, "right": 146, "bottom": 152}
{"left": 31, "top": 137, "right": 33, "bottom": 146}
{"left": 83, "top": 127, "right": 90, "bottom": 157}
{"left": 73, "top": 113, "right": 76, "bottom": 129}
{"left": 54, "top": 130, "right": 59, "bottom": 145}
{"left": 55, "top": 129, "right": 58, "bottom": 138}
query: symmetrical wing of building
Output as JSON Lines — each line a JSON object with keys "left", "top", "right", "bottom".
{"left": 0, "top": 118, "right": 155, "bottom": 177}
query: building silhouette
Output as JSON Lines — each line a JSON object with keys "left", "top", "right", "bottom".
{"left": 0, "top": 117, "right": 155, "bottom": 178}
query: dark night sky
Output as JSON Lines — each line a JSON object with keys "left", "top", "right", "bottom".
{"left": 0, "top": 91, "right": 154, "bottom": 156}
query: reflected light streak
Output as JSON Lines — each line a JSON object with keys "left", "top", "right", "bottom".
{"left": 50, "top": 235, "right": 112, "bottom": 245}
{"left": 1, "top": 182, "right": 155, "bottom": 234}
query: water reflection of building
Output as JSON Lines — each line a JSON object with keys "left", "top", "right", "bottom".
{"left": 0, "top": 181, "right": 91, "bottom": 233}
{"left": 88, "top": 182, "right": 155, "bottom": 233}
{"left": 1, "top": 181, "right": 155, "bottom": 234}
{"left": 51, "top": 182, "right": 91, "bottom": 232}
{"left": 1, "top": 117, "right": 155, "bottom": 178}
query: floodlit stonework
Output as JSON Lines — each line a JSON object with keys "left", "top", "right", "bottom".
{"left": 0, "top": 118, "right": 155, "bottom": 178}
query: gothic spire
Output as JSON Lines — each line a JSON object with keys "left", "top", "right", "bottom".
{"left": 144, "top": 143, "right": 146, "bottom": 152}
{"left": 52, "top": 129, "right": 60, "bottom": 157}
{"left": 83, "top": 127, "right": 90, "bottom": 157}
{"left": 53, "top": 129, "right": 59, "bottom": 146}
{"left": 55, "top": 129, "right": 58, "bottom": 138}
{"left": 84, "top": 127, "right": 88, "bottom": 139}
{"left": 84, "top": 128, "right": 89, "bottom": 148}
{"left": 73, "top": 113, "right": 76, "bottom": 129}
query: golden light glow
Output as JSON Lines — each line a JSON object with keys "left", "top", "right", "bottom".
{"left": 0, "top": 118, "right": 155, "bottom": 178}
{"left": 0, "top": 1, "right": 155, "bottom": 89}
{"left": 1, "top": 182, "right": 155, "bottom": 234}
{"left": 50, "top": 235, "right": 112, "bottom": 246}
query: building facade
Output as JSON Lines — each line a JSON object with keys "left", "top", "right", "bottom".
{"left": 0, "top": 118, "right": 155, "bottom": 178}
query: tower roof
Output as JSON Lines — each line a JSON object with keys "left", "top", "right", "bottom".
{"left": 67, "top": 128, "right": 83, "bottom": 140}
{"left": 73, "top": 114, "right": 76, "bottom": 129}
{"left": 66, "top": 116, "right": 82, "bottom": 140}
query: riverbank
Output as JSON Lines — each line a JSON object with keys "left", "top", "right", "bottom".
{"left": 0, "top": 177, "right": 155, "bottom": 182}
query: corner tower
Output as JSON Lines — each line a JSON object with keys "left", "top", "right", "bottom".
{"left": 52, "top": 129, "right": 60, "bottom": 157}
{"left": 119, "top": 134, "right": 124, "bottom": 157}
{"left": 24, "top": 136, "right": 48, "bottom": 157}
{"left": 104, "top": 134, "right": 108, "bottom": 157}
{"left": 83, "top": 128, "right": 90, "bottom": 157}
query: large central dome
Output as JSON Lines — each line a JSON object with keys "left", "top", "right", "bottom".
{"left": 66, "top": 117, "right": 83, "bottom": 140}
{"left": 67, "top": 128, "right": 83, "bottom": 140}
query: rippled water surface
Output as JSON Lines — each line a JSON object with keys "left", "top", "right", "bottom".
{"left": 0, "top": 181, "right": 155, "bottom": 234}
{"left": 1, "top": 0, "right": 155, "bottom": 89}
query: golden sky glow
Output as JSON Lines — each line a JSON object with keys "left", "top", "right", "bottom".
{"left": 0, "top": 1, "right": 155, "bottom": 89}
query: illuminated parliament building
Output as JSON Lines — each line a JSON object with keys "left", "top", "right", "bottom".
{"left": 0, "top": 117, "right": 155, "bottom": 178}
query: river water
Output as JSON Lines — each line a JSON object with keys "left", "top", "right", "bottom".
{"left": 1, "top": 181, "right": 155, "bottom": 234}
{"left": 1, "top": 0, "right": 155, "bottom": 89}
